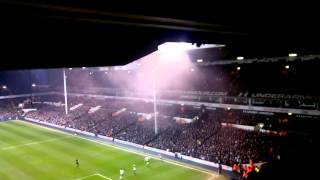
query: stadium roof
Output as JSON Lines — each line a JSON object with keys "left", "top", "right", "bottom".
{"left": 0, "top": 0, "right": 319, "bottom": 70}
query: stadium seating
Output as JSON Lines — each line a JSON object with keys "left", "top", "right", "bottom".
{"left": 4, "top": 95, "right": 311, "bottom": 167}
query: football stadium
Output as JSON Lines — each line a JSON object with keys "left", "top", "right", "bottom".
{"left": 0, "top": 51, "right": 318, "bottom": 179}
{"left": 0, "top": 1, "right": 318, "bottom": 180}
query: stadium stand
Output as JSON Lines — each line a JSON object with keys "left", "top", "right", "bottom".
{"left": 8, "top": 94, "right": 312, "bottom": 167}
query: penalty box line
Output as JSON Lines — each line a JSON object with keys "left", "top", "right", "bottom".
{"left": 76, "top": 173, "right": 112, "bottom": 180}
{"left": 96, "top": 173, "right": 113, "bottom": 180}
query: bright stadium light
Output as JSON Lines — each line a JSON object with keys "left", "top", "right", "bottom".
{"left": 2, "top": 85, "right": 7, "bottom": 89}
{"left": 158, "top": 42, "right": 224, "bottom": 52}
{"left": 285, "top": 65, "right": 289, "bottom": 69}
{"left": 197, "top": 59, "right": 203, "bottom": 63}
{"left": 32, "top": 83, "right": 36, "bottom": 87}
{"left": 158, "top": 42, "right": 195, "bottom": 53}
{"left": 157, "top": 42, "right": 222, "bottom": 64}
{"left": 158, "top": 42, "right": 192, "bottom": 63}
{"left": 82, "top": 67, "right": 86, "bottom": 70}
{"left": 289, "top": 53, "right": 297, "bottom": 57}
{"left": 258, "top": 123, "right": 264, "bottom": 128}
{"left": 69, "top": 68, "right": 72, "bottom": 70}
{"left": 227, "top": 107, "right": 231, "bottom": 110}
{"left": 237, "top": 67, "right": 241, "bottom": 70}
{"left": 288, "top": 112, "right": 293, "bottom": 116}
{"left": 237, "top": 56, "right": 244, "bottom": 60}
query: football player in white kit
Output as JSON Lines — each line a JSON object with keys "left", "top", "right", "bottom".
{"left": 132, "top": 164, "right": 137, "bottom": 175}
{"left": 144, "top": 156, "right": 150, "bottom": 166}
{"left": 119, "top": 168, "right": 125, "bottom": 179}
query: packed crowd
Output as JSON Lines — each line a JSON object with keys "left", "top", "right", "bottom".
{"left": 0, "top": 108, "right": 19, "bottom": 121}
{"left": 149, "top": 110, "right": 286, "bottom": 165}
{"left": 115, "top": 115, "right": 174, "bottom": 144}
{"left": 0, "top": 100, "right": 21, "bottom": 120}
{"left": 6, "top": 95, "right": 294, "bottom": 167}
{"left": 0, "top": 94, "right": 312, "bottom": 170}
{"left": 196, "top": 127, "right": 282, "bottom": 165}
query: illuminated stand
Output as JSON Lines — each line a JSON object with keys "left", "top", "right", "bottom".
{"left": 152, "top": 42, "right": 221, "bottom": 134}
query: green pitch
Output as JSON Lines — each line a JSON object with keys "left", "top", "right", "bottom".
{"left": 0, "top": 120, "right": 221, "bottom": 180}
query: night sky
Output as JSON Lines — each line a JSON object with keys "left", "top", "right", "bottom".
{"left": 0, "top": 69, "right": 61, "bottom": 94}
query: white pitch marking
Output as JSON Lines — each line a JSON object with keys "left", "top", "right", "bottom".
{"left": 96, "top": 173, "right": 113, "bottom": 180}
{"left": 76, "top": 173, "right": 112, "bottom": 180}
{"left": 1, "top": 136, "right": 71, "bottom": 150}
{"left": 76, "top": 173, "right": 98, "bottom": 180}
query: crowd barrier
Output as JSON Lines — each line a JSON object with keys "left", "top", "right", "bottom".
{"left": 23, "top": 117, "right": 232, "bottom": 171}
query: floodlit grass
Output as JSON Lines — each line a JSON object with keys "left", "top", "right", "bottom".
{"left": 0, "top": 121, "right": 221, "bottom": 180}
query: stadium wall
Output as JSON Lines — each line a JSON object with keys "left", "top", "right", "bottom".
{"left": 23, "top": 117, "right": 233, "bottom": 172}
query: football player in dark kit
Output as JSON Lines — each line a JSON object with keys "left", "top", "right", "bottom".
{"left": 76, "top": 159, "right": 79, "bottom": 167}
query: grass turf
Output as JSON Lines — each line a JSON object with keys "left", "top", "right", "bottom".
{"left": 0, "top": 120, "right": 221, "bottom": 180}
